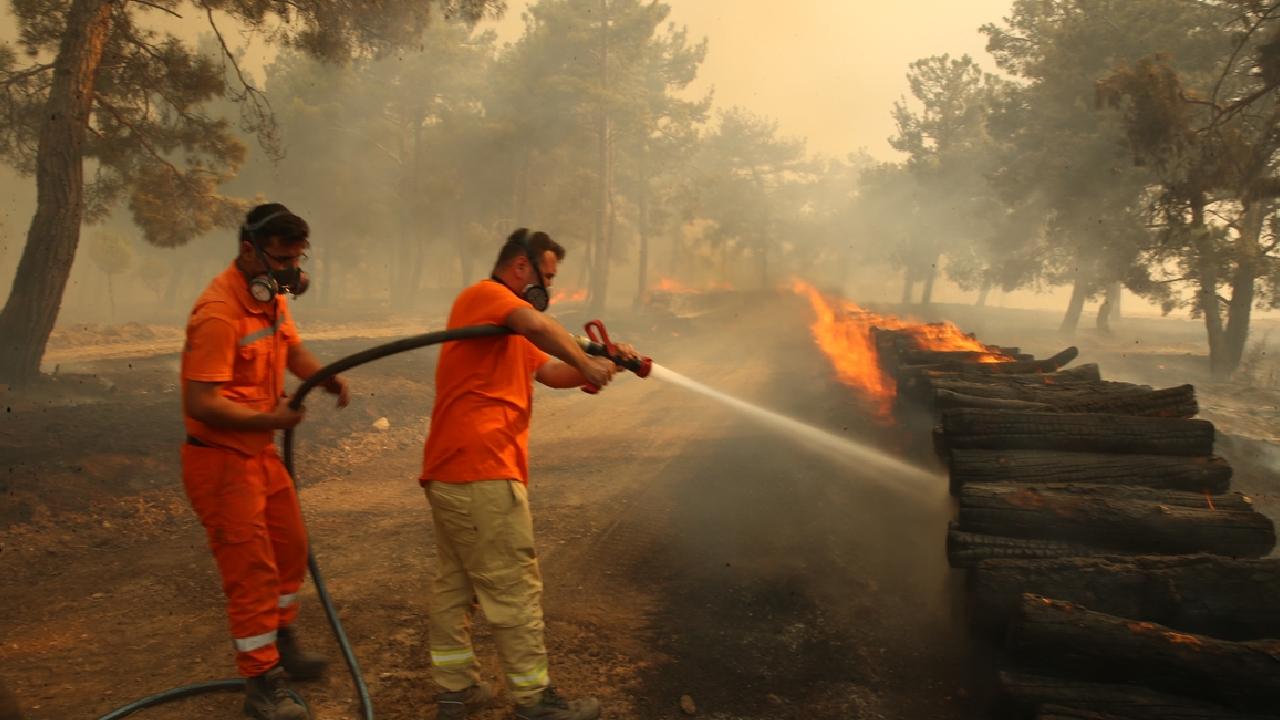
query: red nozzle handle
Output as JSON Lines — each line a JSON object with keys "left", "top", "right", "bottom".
{"left": 579, "top": 319, "right": 650, "bottom": 393}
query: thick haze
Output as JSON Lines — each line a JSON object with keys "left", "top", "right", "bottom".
{"left": 0, "top": 1, "right": 1276, "bottom": 329}
{"left": 487, "top": 0, "right": 1013, "bottom": 160}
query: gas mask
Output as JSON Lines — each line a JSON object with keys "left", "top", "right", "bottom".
{"left": 242, "top": 210, "right": 311, "bottom": 303}
{"left": 491, "top": 230, "right": 550, "bottom": 311}
{"left": 513, "top": 230, "right": 549, "bottom": 312}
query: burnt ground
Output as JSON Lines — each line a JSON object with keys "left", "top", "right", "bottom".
{"left": 2, "top": 293, "right": 1274, "bottom": 720}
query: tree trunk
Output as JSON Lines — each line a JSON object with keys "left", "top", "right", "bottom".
{"left": 1007, "top": 595, "right": 1280, "bottom": 713}
{"left": 948, "top": 449, "right": 1232, "bottom": 494}
{"left": 920, "top": 257, "right": 937, "bottom": 306}
{"left": 940, "top": 409, "right": 1216, "bottom": 456}
{"left": 1223, "top": 201, "right": 1265, "bottom": 375}
{"left": 969, "top": 555, "right": 1280, "bottom": 640}
{"left": 957, "top": 483, "right": 1274, "bottom": 557}
{"left": 1059, "top": 267, "right": 1089, "bottom": 336}
{"left": 1189, "top": 198, "right": 1228, "bottom": 378}
{"left": 0, "top": 0, "right": 113, "bottom": 385}
{"left": 105, "top": 271, "right": 114, "bottom": 322}
{"left": 998, "top": 671, "right": 1269, "bottom": 720}
{"left": 588, "top": 0, "right": 611, "bottom": 314}
{"left": 0, "top": 681, "right": 25, "bottom": 720}
{"left": 901, "top": 266, "right": 915, "bottom": 304}
{"left": 633, "top": 151, "right": 650, "bottom": 309}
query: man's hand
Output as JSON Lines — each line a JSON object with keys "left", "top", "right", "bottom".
{"left": 580, "top": 356, "right": 617, "bottom": 390}
{"left": 323, "top": 375, "right": 351, "bottom": 408}
{"left": 610, "top": 342, "right": 640, "bottom": 368}
{"left": 265, "top": 400, "right": 306, "bottom": 430}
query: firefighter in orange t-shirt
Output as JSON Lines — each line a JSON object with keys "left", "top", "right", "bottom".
{"left": 422, "top": 229, "right": 635, "bottom": 720}
{"left": 181, "top": 204, "right": 350, "bottom": 720}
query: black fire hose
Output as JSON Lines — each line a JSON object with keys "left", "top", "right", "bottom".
{"left": 96, "top": 324, "right": 513, "bottom": 720}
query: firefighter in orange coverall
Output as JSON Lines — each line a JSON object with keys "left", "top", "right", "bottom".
{"left": 181, "top": 203, "right": 350, "bottom": 720}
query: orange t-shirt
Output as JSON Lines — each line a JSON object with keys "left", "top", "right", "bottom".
{"left": 421, "top": 280, "right": 550, "bottom": 484}
{"left": 181, "top": 262, "right": 302, "bottom": 456}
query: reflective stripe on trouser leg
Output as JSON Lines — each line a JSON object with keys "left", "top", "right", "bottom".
{"left": 428, "top": 479, "right": 550, "bottom": 706}
{"left": 183, "top": 445, "right": 285, "bottom": 678}
{"left": 425, "top": 484, "right": 482, "bottom": 691}
{"left": 263, "top": 450, "right": 307, "bottom": 629}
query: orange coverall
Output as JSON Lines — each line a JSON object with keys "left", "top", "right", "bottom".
{"left": 181, "top": 262, "right": 307, "bottom": 677}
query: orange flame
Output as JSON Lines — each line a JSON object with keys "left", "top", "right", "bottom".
{"left": 653, "top": 277, "right": 734, "bottom": 293}
{"left": 789, "top": 280, "right": 1011, "bottom": 418}
{"left": 551, "top": 288, "right": 588, "bottom": 303}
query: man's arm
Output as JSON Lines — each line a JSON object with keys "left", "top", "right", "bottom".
{"left": 184, "top": 381, "right": 304, "bottom": 431}
{"left": 506, "top": 307, "right": 615, "bottom": 389}
{"left": 535, "top": 359, "right": 590, "bottom": 388}
{"left": 287, "top": 342, "right": 351, "bottom": 407}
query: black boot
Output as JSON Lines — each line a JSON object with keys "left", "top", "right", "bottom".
{"left": 435, "top": 683, "right": 495, "bottom": 720}
{"left": 276, "top": 625, "right": 328, "bottom": 680}
{"left": 514, "top": 686, "right": 600, "bottom": 720}
{"left": 243, "top": 666, "right": 309, "bottom": 720}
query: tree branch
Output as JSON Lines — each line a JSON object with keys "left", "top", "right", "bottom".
{"left": 0, "top": 62, "right": 54, "bottom": 89}
{"left": 126, "top": 0, "right": 182, "bottom": 19}
{"left": 203, "top": 5, "right": 283, "bottom": 162}
{"left": 94, "top": 94, "right": 184, "bottom": 179}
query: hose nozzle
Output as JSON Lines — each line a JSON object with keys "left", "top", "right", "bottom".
{"left": 574, "top": 320, "right": 652, "bottom": 393}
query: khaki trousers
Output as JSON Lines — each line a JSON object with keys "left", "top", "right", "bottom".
{"left": 425, "top": 479, "right": 549, "bottom": 705}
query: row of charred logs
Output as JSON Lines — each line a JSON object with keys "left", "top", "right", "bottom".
{"left": 874, "top": 325, "right": 1280, "bottom": 720}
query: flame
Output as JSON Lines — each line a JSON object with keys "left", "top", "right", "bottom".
{"left": 551, "top": 288, "right": 587, "bottom": 303}
{"left": 653, "top": 277, "right": 734, "bottom": 293}
{"left": 789, "top": 280, "right": 1012, "bottom": 419}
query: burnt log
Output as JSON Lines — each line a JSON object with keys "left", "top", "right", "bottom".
{"left": 929, "top": 379, "right": 1139, "bottom": 401}
{"left": 1053, "top": 384, "right": 1197, "bottom": 418}
{"left": 900, "top": 349, "right": 1034, "bottom": 365}
{"left": 901, "top": 364, "right": 1106, "bottom": 400}
{"left": 907, "top": 346, "right": 1078, "bottom": 375}
{"left": 958, "top": 484, "right": 1275, "bottom": 557}
{"left": 947, "top": 523, "right": 1115, "bottom": 568}
{"left": 1036, "top": 706, "right": 1141, "bottom": 720}
{"left": 998, "top": 672, "right": 1277, "bottom": 720}
{"left": 969, "top": 555, "right": 1280, "bottom": 640}
{"left": 940, "top": 410, "right": 1216, "bottom": 456}
{"left": 1007, "top": 595, "right": 1280, "bottom": 713}
{"left": 935, "top": 390, "right": 1054, "bottom": 412}
{"left": 948, "top": 450, "right": 1232, "bottom": 495}
{"left": 935, "top": 385, "right": 1197, "bottom": 418}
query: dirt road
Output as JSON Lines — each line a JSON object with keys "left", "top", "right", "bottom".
{"left": 0, "top": 296, "right": 975, "bottom": 719}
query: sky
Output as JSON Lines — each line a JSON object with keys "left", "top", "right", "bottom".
{"left": 483, "top": 0, "right": 1016, "bottom": 160}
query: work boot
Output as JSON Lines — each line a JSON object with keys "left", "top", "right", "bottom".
{"left": 435, "top": 683, "right": 495, "bottom": 720}
{"left": 514, "top": 686, "right": 600, "bottom": 720}
{"left": 277, "top": 625, "right": 328, "bottom": 680}
{"left": 243, "top": 666, "right": 309, "bottom": 720}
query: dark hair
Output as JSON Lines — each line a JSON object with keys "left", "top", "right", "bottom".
{"left": 240, "top": 203, "right": 310, "bottom": 248}
{"left": 494, "top": 228, "right": 565, "bottom": 270}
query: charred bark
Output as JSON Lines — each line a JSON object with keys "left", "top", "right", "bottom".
{"left": 1007, "top": 595, "right": 1280, "bottom": 713}
{"left": 947, "top": 523, "right": 1115, "bottom": 568}
{"left": 949, "top": 450, "right": 1232, "bottom": 495}
{"left": 958, "top": 484, "right": 1274, "bottom": 557}
{"left": 940, "top": 410, "right": 1216, "bottom": 456}
{"left": 969, "top": 555, "right": 1280, "bottom": 640}
{"left": 997, "top": 671, "right": 1276, "bottom": 720}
